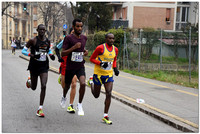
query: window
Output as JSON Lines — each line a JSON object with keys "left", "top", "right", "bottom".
{"left": 15, "top": 21, "right": 18, "bottom": 34}
{"left": 28, "top": 24, "right": 30, "bottom": 33}
{"left": 122, "top": 7, "right": 127, "bottom": 20}
{"left": 33, "top": 6, "right": 37, "bottom": 14}
{"left": 176, "top": 7, "right": 180, "bottom": 21}
{"left": 9, "top": 21, "right": 12, "bottom": 31}
{"left": 33, "top": 20, "right": 37, "bottom": 27}
{"left": 22, "top": 22, "right": 26, "bottom": 35}
{"left": 14, "top": 4, "right": 18, "bottom": 16}
{"left": 176, "top": 6, "right": 189, "bottom": 31}
{"left": 166, "top": 8, "right": 171, "bottom": 21}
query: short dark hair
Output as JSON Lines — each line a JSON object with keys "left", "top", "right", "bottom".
{"left": 72, "top": 18, "right": 82, "bottom": 26}
{"left": 105, "top": 33, "right": 113, "bottom": 38}
{"left": 69, "top": 27, "right": 73, "bottom": 34}
{"left": 37, "top": 24, "right": 45, "bottom": 29}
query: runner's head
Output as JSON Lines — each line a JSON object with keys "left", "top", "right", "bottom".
{"left": 105, "top": 33, "right": 114, "bottom": 46}
{"left": 72, "top": 18, "right": 83, "bottom": 36}
{"left": 37, "top": 24, "right": 46, "bottom": 37}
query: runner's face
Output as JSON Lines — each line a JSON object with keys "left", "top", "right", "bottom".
{"left": 37, "top": 26, "right": 46, "bottom": 36}
{"left": 106, "top": 34, "right": 114, "bottom": 46}
{"left": 74, "top": 22, "right": 83, "bottom": 35}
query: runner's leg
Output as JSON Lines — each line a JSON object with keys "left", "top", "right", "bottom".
{"left": 39, "top": 72, "right": 48, "bottom": 106}
{"left": 70, "top": 76, "right": 77, "bottom": 104}
{"left": 78, "top": 75, "right": 86, "bottom": 103}
{"left": 92, "top": 84, "right": 101, "bottom": 98}
{"left": 104, "top": 82, "right": 113, "bottom": 114}
{"left": 61, "top": 74, "right": 65, "bottom": 90}
{"left": 30, "top": 72, "right": 38, "bottom": 90}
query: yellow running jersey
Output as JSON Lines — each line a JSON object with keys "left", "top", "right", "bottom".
{"left": 94, "top": 43, "right": 116, "bottom": 76}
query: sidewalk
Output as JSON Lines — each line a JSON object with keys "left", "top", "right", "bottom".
{"left": 21, "top": 55, "right": 199, "bottom": 132}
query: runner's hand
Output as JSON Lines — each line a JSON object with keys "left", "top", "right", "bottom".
{"left": 113, "top": 68, "right": 119, "bottom": 76}
{"left": 73, "top": 42, "right": 81, "bottom": 49}
{"left": 100, "top": 61, "right": 108, "bottom": 69}
{"left": 50, "top": 55, "right": 55, "bottom": 61}
{"left": 32, "top": 54, "right": 40, "bottom": 59}
{"left": 58, "top": 57, "right": 64, "bottom": 62}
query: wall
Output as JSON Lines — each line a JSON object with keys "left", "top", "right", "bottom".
{"left": 133, "top": 7, "right": 174, "bottom": 30}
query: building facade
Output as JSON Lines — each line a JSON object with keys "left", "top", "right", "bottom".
{"left": 2, "top": 2, "right": 66, "bottom": 49}
{"left": 2, "top": 2, "right": 40, "bottom": 49}
{"left": 110, "top": 2, "right": 199, "bottom": 31}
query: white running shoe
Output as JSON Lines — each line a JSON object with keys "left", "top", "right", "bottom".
{"left": 77, "top": 104, "right": 84, "bottom": 116}
{"left": 60, "top": 97, "right": 66, "bottom": 108}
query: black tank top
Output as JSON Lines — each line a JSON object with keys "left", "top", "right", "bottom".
{"left": 31, "top": 36, "right": 50, "bottom": 55}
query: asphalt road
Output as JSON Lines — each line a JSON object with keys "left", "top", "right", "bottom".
{"left": 2, "top": 49, "right": 181, "bottom": 133}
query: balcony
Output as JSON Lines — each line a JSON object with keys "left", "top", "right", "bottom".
{"left": 111, "top": 19, "right": 129, "bottom": 29}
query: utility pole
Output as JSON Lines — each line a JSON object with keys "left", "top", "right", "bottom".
{"left": 160, "top": 29, "right": 163, "bottom": 70}
{"left": 138, "top": 29, "right": 142, "bottom": 72}
{"left": 189, "top": 26, "right": 191, "bottom": 83}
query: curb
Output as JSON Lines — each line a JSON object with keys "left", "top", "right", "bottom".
{"left": 19, "top": 55, "right": 198, "bottom": 132}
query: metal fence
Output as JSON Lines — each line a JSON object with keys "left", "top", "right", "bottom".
{"left": 86, "top": 27, "right": 198, "bottom": 75}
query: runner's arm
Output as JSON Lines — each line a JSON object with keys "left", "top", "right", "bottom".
{"left": 61, "top": 37, "right": 81, "bottom": 57}
{"left": 47, "top": 40, "right": 55, "bottom": 60}
{"left": 113, "top": 47, "right": 119, "bottom": 76}
{"left": 55, "top": 40, "right": 63, "bottom": 61}
{"left": 56, "top": 40, "right": 64, "bottom": 50}
{"left": 21, "top": 39, "right": 34, "bottom": 56}
{"left": 90, "top": 45, "right": 104, "bottom": 65}
{"left": 22, "top": 46, "right": 31, "bottom": 56}
{"left": 112, "top": 47, "right": 118, "bottom": 68}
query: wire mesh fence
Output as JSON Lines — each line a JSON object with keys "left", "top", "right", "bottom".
{"left": 86, "top": 27, "right": 198, "bottom": 73}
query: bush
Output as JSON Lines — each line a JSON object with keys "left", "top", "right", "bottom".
{"left": 94, "top": 31, "right": 107, "bottom": 46}
{"left": 108, "top": 28, "right": 125, "bottom": 48}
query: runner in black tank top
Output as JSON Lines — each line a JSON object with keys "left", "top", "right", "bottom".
{"left": 21, "top": 24, "right": 55, "bottom": 117}
{"left": 28, "top": 36, "right": 50, "bottom": 75}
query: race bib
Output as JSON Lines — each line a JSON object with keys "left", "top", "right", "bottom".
{"left": 71, "top": 52, "right": 84, "bottom": 62}
{"left": 35, "top": 51, "right": 47, "bottom": 61}
{"left": 101, "top": 61, "right": 113, "bottom": 70}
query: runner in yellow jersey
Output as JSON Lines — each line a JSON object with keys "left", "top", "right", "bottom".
{"left": 88, "top": 33, "right": 119, "bottom": 124}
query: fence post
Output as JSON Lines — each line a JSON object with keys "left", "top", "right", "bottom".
{"left": 123, "top": 33, "right": 125, "bottom": 69}
{"left": 189, "top": 26, "right": 191, "bottom": 83}
{"left": 160, "top": 29, "right": 163, "bottom": 70}
{"left": 138, "top": 29, "right": 142, "bottom": 72}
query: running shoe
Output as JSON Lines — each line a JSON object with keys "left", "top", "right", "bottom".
{"left": 77, "top": 104, "right": 84, "bottom": 116}
{"left": 102, "top": 116, "right": 112, "bottom": 125}
{"left": 36, "top": 109, "right": 45, "bottom": 117}
{"left": 26, "top": 77, "right": 31, "bottom": 88}
{"left": 58, "top": 74, "right": 61, "bottom": 84}
{"left": 67, "top": 105, "right": 76, "bottom": 113}
{"left": 60, "top": 97, "right": 66, "bottom": 108}
{"left": 87, "top": 76, "right": 93, "bottom": 87}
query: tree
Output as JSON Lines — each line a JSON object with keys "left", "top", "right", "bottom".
{"left": 172, "top": 32, "right": 179, "bottom": 60}
{"left": 2, "top": 2, "right": 15, "bottom": 19}
{"left": 70, "top": 2, "right": 113, "bottom": 33}
{"left": 141, "top": 28, "right": 159, "bottom": 60}
{"left": 182, "top": 23, "right": 198, "bottom": 63}
{"left": 88, "top": 2, "right": 112, "bottom": 33}
{"left": 38, "top": 2, "right": 66, "bottom": 41}
{"left": 70, "top": 2, "right": 91, "bottom": 26}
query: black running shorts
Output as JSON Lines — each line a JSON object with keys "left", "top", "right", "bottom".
{"left": 65, "top": 67, "right": 85, "bottom": 84}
